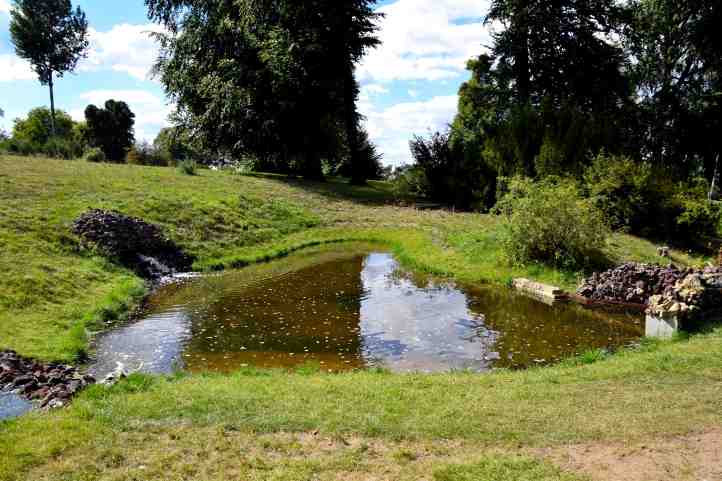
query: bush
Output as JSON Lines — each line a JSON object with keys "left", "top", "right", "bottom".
{"left": 494, "top": 177, "right": 610, "bottom": 269}
{"left": 583, "top": 152, "right": 656, "bottom": 230}
{"left": 83, "top": 147, "right": 106, "bottom": 163}
{"left": 674, "top": 178, "right": 721, "bottom": 239}
{"left": 177, "top": 159, "right": 197, "bottom": 175}
{"left": 583, "top": 152, "right": 720, "bottom": 241}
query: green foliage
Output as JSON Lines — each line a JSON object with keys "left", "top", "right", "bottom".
{"left": 410, "top": 131, "right": 494, "bottom": 210}
{"left": 584, "top": 152, "right": 656, "bottom": 230}
{"left": 389, "top": 165, "right": 430, "bottom": 200}
{"left": 153, "top": 126, "right": 197, "bottom": 165}
{"left": 584, "top": 152, "right": 720, "bottom": 240}
{"left": 146, "top": 0, "right": 381, "bottom": 182}
{"left": 6, "top": 107, "right": 85, "bottom": 158}
{"left": 10, "top": 0, "right": 88, "bottom": 139}
{"left": 83, "top": 147, "right": 106, "bottom": 163}
{"left": 494, "top": 177, "right": 610, "bottom": 269}
{"left": 84, "top": 100, "right": 136, "bottom": 162}
{"left": 9, "top": 0, "right": 88, "bottom": 86}
{"left": 127, "top": 141, "right": 171, "bottom": 166}
{"left": 177, "top": 158, "right": 197, "bottom": 176}
{"left": 674, "top": 178, "right": 721, "bottom": 239}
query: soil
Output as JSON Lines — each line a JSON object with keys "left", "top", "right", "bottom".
{"left": 537, "top": 427, "right": 722, "bottom": 481}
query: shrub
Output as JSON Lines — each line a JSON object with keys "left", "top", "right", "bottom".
{"left": 177, "top": 159, "right": 197, "bottom": 175}
{"left": 583, "top": 152, "right": 720, "bottom": 240}
{"left": 583, "top": 152, "right": 655, "bottom": 230}
{"left": 83, "top": 147, "right": 106, "bottom": 163}
{"left": 674, "top": 178, "right": 721, "bottom": 239}
{"left": 494, "top": 177, "right": 610, "bottom": 269}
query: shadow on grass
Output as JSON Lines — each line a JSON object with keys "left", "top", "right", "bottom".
{"left": 240, "top": 172, "right": 419, "bottom": 207}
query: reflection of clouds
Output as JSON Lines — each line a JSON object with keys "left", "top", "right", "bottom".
{"left": 0, "top": 391, "right": 32, "bottom": 421}
{"left": 360, "top": 253, "right": 495, "bottom": 372}
{"left": 90, "top": 309, "right": 193, "bottom": 378}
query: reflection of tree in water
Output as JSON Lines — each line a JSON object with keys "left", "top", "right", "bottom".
{"left": 183, "top": 255, "right": 366, "bottom": 364}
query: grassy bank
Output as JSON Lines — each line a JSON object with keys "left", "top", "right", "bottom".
{"left": 0, "top": 155, "right": 703, "bottom": 361}
{"left": 2, "top": 155, "right": 720, "bottom": 480}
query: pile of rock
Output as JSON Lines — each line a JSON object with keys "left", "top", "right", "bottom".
{"left": 577, "top": 263, "right": 687, "bottom": 305}
{"left": 647, "top": 266, "right": 722, "bottom": 321}
{"left": 0, "top": 351, "right": 95, "bottom": 409}
{"left": 72, "top": 209, "right": 193, "bottom": 280}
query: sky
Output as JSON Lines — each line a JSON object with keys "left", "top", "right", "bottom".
{"left": 0, "top": 0, "right": 494, "bottom": 166}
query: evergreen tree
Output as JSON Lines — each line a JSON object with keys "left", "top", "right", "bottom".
{"left": 84, "top": 100, "right": 136, "bottom": 162}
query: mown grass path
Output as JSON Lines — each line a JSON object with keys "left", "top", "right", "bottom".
{"left": 1, "top": 156, "right": 719, "bottom": 480}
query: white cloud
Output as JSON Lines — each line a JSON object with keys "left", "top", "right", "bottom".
{"left": 360, "top": 95, "right": 458, "bottom": 167}
{"left": 81, "top": 24, "right": 165, "bottom": 81}
{"left": 358, "top": 0, "right": 493, "bottom": 83}
{"left": 0, "top": 0, "right": 10, "bottom": 14}
{"left": 362, "top": 84, "right": 389, "bottom": 95}
{"left": 0, "top": 55, "right": 35, "bottom": 82}
{"left": 71, "top": 89, "right": 172, "bottom": 142}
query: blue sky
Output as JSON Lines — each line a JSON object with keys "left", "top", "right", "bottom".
{"left": 0, "top": 0, "right": 493, "bottom": 166}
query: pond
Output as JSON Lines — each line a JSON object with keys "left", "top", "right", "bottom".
{"left": 90, "top": 245, "right": 643, "bottom": 377}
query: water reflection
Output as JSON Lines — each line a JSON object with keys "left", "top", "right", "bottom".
{"left": 0, "top": 391, "right": 32, "bottom": 421}
{"left": 91, "top": 248, "right": 643, "bottom": 377}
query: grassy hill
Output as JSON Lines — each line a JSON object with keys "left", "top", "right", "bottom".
{"left": 1, "top": 155, "right": 720, "bottom": 480}
{"left": 0, "top": 155, "right": 704, "bottom": 361}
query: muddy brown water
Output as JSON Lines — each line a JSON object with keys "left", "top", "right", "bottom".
{"left": 90, "top": 246, "right": 643, "bottom": 377}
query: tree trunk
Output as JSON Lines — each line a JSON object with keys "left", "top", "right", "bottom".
{"left": 514, "top": 3, "right": 531, "bottom": 105}
{"left": 48, "top": 71, "right": 57, "bottom": 140}
{"left": 345, "top": 62, "right": 366, "bottom": 186}
{"left": 303, "top": 147, "right": 324, "bottom": 181}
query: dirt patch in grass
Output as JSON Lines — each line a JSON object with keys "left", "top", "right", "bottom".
{"left": 19, "top": 427, "right": 580, "bottom": 481}
{"left": 537, "top": 427, "right": 722, "bottom": 481}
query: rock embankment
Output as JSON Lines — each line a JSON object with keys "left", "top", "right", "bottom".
{"left": 72, "top": 209, "right": 193, "bottom": 280}
{"left": 647, "top": 267, "right": 722, "bottom": 321}
{"left": 577, "top": 263, "right": 686, "bottom": 305}
{"left": 0, "top": 351, "right": 95, "bottom": 409}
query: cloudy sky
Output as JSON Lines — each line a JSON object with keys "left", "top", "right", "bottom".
{"left": 0, "top": 0, "right": 493, "bottom": 166}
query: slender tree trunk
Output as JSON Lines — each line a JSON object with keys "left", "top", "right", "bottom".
{"left": 48, "top": 71, "right": 57, "bottom": 139}
{"left": 345, "top": 62, "right": 365, "bottom": 186}
{"left": 514, "top": 3, "right": 531, "bottom": 105}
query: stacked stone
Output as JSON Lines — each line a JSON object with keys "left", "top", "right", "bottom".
{"left": 0, "top": 351, "right": 95, "bottom": 409}
{"left": 72, "top": 209, "right": 193, "bottom": 279}
{"left": 577, "top": 263, "right": 687, "bottom": 305}
{"left": 647, "top": 266, "right": 722, "bottom": 320}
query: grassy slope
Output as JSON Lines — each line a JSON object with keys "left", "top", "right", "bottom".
{"left": 1, "top": 156, "right": 720, "bottom": 480}
{"left": 0, "top": 155, "right": 703, "bottom": 361}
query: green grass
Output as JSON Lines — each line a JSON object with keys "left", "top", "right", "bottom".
{"left": 1, "top": 155, "right": 719, "bottom": 480}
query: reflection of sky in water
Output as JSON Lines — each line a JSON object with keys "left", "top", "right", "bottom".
{"left": 90, "top": 309, "right": 192, "bottom": 378}
{"left": 0, "top": 390, "right": 32, "bottom": 421}
{"left": 360, "top": 253, "right": 495, "bottom": 371}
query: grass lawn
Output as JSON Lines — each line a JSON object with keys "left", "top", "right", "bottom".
{"left": 1, "top": 155, "right": 720, "bottom": 480}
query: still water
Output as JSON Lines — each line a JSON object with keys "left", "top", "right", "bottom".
{"left": 90, "top": 247, "right": 643, "bottom": 377}
{"left": 0, "top": 391, "right": 32, "bottom": 421}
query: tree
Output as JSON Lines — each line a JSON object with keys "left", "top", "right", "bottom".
{"left": 10, "top": 0, "right": 88, "bottom": 140}
{"left": 624, "top": 0, "right": 722, "bottom": 178}
{"left": 84, "top": 100, "right": 136, "bottom": 162}
{"left": 487, "top": 0, "right": 629, "bottom": 112}
{"left": 153, "top": 126, "right": 198, "bottom": 164}
{"left": 146, "top": 0, "right": 380, "bottom": 181}
{"left": 12, "top": 107, "right": 75, "bottom": 146}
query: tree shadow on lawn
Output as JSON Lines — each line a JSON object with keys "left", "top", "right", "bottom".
{"left": 241, "top": 172, "right": 426, "bottom": 208}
